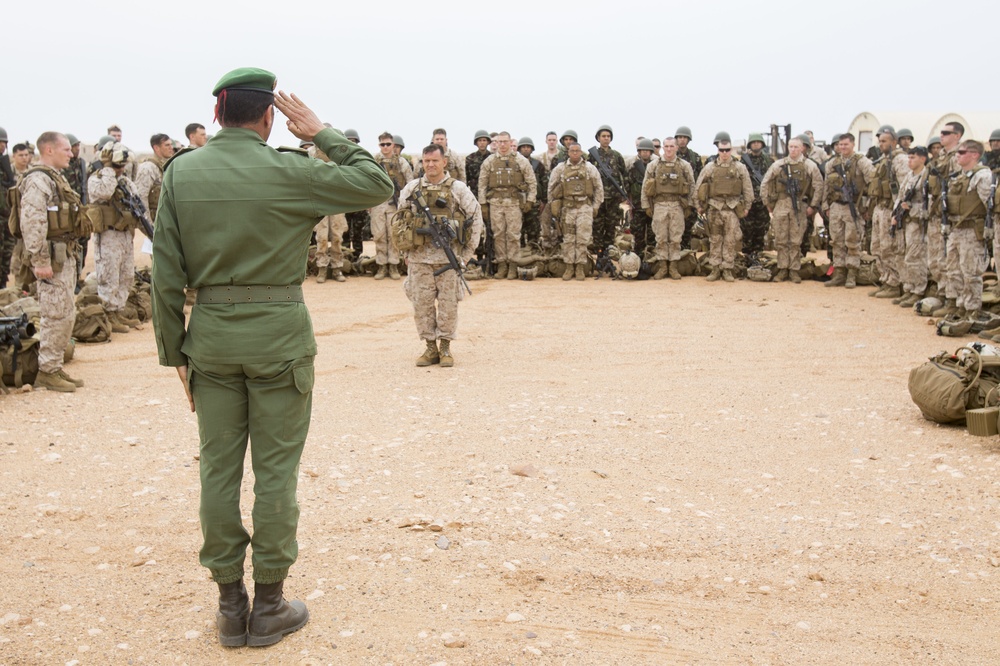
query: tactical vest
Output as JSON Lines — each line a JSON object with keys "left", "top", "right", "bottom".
{"left": 648, "top": 161, "right": 690, "bottom": 202}
{"left": 825, "top": 155, "right": 866, "bottom": 205}
{"left": 556, "top": 162, "right": 594, "bottom": 207}
{"left": 416, "top": 177, "right": 471, "bottom": 245}
{"left": 8, "top": 166, "right": 89, "bottom": 240}
{"left": 707, "top": 163, "right": 743, "bottom": 198}
{"left": 89, "top": 183, "right": 140, "bottom": 234}
{"left": 486, "top": 155, "right": 525, "bottom": 196}
{"left": 868, "top": 149, "right": 901, "bottom": 203}
{"left": 445, "top": 151, "right": 461, "bottom": 182}
{"left": 376, "top": 154, "right": 406, "bottom": 189}
{"left": 947, "top": 165, "right": 988, "bottom": 229}
{"left": 773, "top": 160, "right": 812, "bottom": 202}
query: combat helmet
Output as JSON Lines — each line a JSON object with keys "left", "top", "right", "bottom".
{"left": 675, "top": 126, "right": 692, "bottom": 139}
{"left": 914, "top": 297, "right": 943, "bottom": 316}
{"left": 65, "top": 133, "right": 81, "bottom": 147}
{"left": 0, "top": 127, "right": 7, "bottom": 142}
{"left": 636, "top": 138, "right": 656, "bottom": 152}
{"left": 897, "top": 128, "right": 914, "bottom": 141}
{"left": 97, "top": 135, "right": 115, "bottom": 150}
{"left": 831, "top": 133, "right": 843, "bottom": 145}
{"left": 518, "top": 136, "right": 535, "bottom": 150}
{"left": 392, "top": 134, "right": 405, "bottom": 148}
{"left": 927, "top": 135, "right": 941, "bottom": 147}
{"left": 343, "top": 128, "right": 360, "bottom": 142}
{"left": 796, "top": 133, "right": 812, "bottom": 148}
{"left": 473, "top": 129, "right": 490, "bottom": 146}
{"left": 619, "top": 251, "right": 641, "bottom": 279}
{"left": 876, "top": 124, "right": 896, "bottom": 138}
{"left": 747, "top": 133, "right": 765, "bottom": 147}
{"left": 560, "top": 129, "right": 578, "bottom": 143}
{"left": 713, "top": 131, "right": 732, "bottom": 145}
{"left": 595, "top": 125, "right": 614, "bottom": 141}
{"left": 990, "top": 129, "right": 1000, "bottom": 143}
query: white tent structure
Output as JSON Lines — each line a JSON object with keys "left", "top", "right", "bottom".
{"left": 846, "top": 111, "right": 1000, "bottom": 152}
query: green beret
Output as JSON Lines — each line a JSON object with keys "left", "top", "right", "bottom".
{"left": 212, "top": 67, "right": 277, "bottom": 97}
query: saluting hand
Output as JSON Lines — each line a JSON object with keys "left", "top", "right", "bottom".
{"left": 274, "top": 91, "right": 326, "bottom": 142}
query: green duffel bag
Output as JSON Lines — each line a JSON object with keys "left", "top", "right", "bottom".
{"left": 908, "top": 347, "right": 1000, "bottom": 424}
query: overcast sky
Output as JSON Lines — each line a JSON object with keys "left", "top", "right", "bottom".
{"left": 5, "top": 0, "right": 997, "bottom": 157}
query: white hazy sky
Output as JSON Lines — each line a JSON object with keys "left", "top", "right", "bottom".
{"left": 4, "top": 0, "right": 997, "bottom": 156}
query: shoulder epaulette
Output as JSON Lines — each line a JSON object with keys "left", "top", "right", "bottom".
{"left": 277, "top": 146, "right": 310, "bottom": 157}
{"left": 163, "top": 146, "right": 197, "bottom": 172}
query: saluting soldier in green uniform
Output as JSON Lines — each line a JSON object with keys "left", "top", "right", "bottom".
{"left": 151, "top": 68, "right": 393, "bottom": 648}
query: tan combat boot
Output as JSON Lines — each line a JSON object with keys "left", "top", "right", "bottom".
{"left": 35, "top": 370, "right": 76, "bottom": 392}
{"left": 931, "top": 298, "right": 956, "bottom": 317}
{"left": 562, "top": 264, "right": 574, "bottom": 281}
{"left": 774, "top": 269, "right": 789, "bottom": 282}
{"left": 722, "top": 268, "right": 735, "bottom": 283}
{"left": 316, "top": 269, "right": 327, "bottom": 284}
{"left": 668, "top": 262, "right": 681, "bottom": 280}
{"left": 388, "top": 264, "right": 401, "bottom": 280}
{"left": 824, "top": 267, "right": 846, "bottom": 287}
{"left": 331, "top": 270, "right": 346, "bottom": 283}
{"left": 107, "top": 310, "right": 130, "bottom": 334}
{"left": 374, "top": 265, "right": 388, "bottom": 280}
{"left": 899, "top": 293, "right": 920, "bottom": 308}
{"left": 57, "top": 369, "right": 84, "bottom": 388}
{"left": 845, "top": 267, "right": 858, "bottom": 289}
{"left": 867, "top": 283, "right": 883, "bottom": 297}
{"left": 789, "top": 270, "right": 802, "bottom": 284}
{"left": 652, "top": 262, "right": 669, "bottom": 280}
{"left": 495, "top": 262, "right": 508, "bottom": 280}
{"left": 439, "top": 339, "right": 454, "bottom": 367}
{"left": 575, "top": 263, "right": 586, "bottom": 280}
{"left": 416, "top": 340, "right": 439, "bottom": 367}
{"left": 507, "top": 262, "right": 518, "bottom": 280}
{"left": 876, "top": 284, "right": 902, "bottom": 299}
{"left": 705, "top": 267, "right": 721, "bottom": 282}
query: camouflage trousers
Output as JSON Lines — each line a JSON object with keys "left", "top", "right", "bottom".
{"left": 345, "top": 210, "right": 369, "bottom": 260}
{"left": 520, "top": 204, "right": 542, "bottom": 247}
{"left": 926, "top": 220, "right": 946, "bottom": 291}
{"left": 740, "top": 200, "right": 771, "bottom": 257}
{"left": 801, "top": 213, "right": 815, "bottom": 258}
{"left": 872, "top": 204, "right": 901, "bottom": 287}
{"left": 681, "top": 209, "right": 699, "bottom": 250}
{"left": 947, "top": 227, "right": 986, "bottom": 312}
{"left": 0, "top": 223, "right": 14, "bottom": 288}
{"left": 369, "top": 204, "right": 400, "bottom": 266}
{"left": 404, "top": 262, "right": 462, "bottom": 341}
{"left": 828, "top": 202, "right": 863, "bottom": 269}
{"left": 489, "top": 200, "right": 522, "bottom": 264}
{"left": 902, "top": 220, "right": 928, "bottom": 296}
{"left": 651, "top": 201, "right": 685, "bottom": 261}
{"left": 95, "top": 228, "right": 134, "bottom": 312}
{"left": 314, "top": 214, "right": 348, "bottom": 270}
{"left": 629, "top": 209, "right": 654, "bottom": 258}
{"left": 771, "top": 199, "right": 806, "bottom": 270}
{"left": 706, "top": 207, "right": 742, "bottom": 269}
{"left": 590, "top": 199, "right": 621, "bottom": 253}
{"left": 940, "top": 226, "right": 963, "bottom": 300}
{"left": 38, "top": 250, "right": 77, "bottom": 374}
{"left": 560, "top": 205, "right": 594, "bottom": 265}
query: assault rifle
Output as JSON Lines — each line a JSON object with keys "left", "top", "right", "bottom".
{"left": 891, "top": 178, "right": 919, "bottom": 238}
{"left": 587, "top": 147, "right": 634, "bottom": 212}
{"left": 742, "top": 153, "right": 764, "bottom": 198}
{"left": 784, "top": 164, "right": 800, "bottom": 216}
{"left": 114, "top": 180, "right": 155, "bottom": 240}
{"left": 832, "top": 160, "right": 860, "bottom": 224}
{"left": 411, "top": 188, "right": 472, "bottom": 295}
{"left": 986, "top": 172, "right": 997, "bottom": 262}
{"left": 0, "top": 314, "right": 36, "bottom": 394}
{"left": 934, "top": 166, "right": 951, "bottom": 258}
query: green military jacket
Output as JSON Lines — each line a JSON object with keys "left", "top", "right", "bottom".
{"left": 152, "top": 127, "right": 393, "bottom": 367}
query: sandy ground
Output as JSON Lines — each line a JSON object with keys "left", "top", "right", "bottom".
{"left": 2, "top": 245, "right": 1000, "bottom": 665}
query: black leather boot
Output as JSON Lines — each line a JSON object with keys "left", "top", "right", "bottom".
{"left": 217, "top": 580, "right": 249, "bottom": 647}
{"left": 247, "top": 580, "right": 309, "bottom": 647}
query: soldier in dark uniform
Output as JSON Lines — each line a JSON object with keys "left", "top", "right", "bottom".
{"left": 517, "top": 136, "right": 548, "bottom": 247}
{"left": 627, "top": 138, "right": 656, "bottom": 257}
{"left": 551, "top": 129, "right": 578, "bottom": 169}
{"left": 341, "top": 128, "right": 371, "bottom": 260}
{"left": 151, "top": 68, "right": 393, "bottom": 648}
{"left": 587, "top": 125, "right": 627, "bottom": 252}
{"left": 740, "top": 133, "right": 774, "bottom": 263}
{"left": 465, "top": 130, "right": 491, "bottom": 198}
{"left": 675, "top": 126, "right": 703, "bottom": 250}
{"left": 62, "top": 134, "right": 90, "bottom": 288}
{"left": 0, "top": 127, "right": 14, "bottom": 288}
{"left": 984, "top": 129, "right": 1000, "bottom": 171}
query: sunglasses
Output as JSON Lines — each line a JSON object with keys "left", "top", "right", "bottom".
{"left": 940, "top": 130, "right": 955, "bottom": 136}
{"left": 718, "top": 148, "right": 732, "bottom": 153}
{"left": 956, "top": 149, "right": 972, "bottom": 155}
{"left": 379, "top": 142, "right": 393, "bottom": 147}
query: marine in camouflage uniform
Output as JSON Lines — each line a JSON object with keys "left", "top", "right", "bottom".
{"left": 586, "top": 126, "right": 627, "bottom": 253}
{"left": 893, "top": 147, "right": 931, "bottom": 308}
{"left": 945, "top": 140, "right": 992, "bottom": 317}
{"left": 739, "top": 134, "right": 774, "bottom": 262}
{"left": 16, "top": 132, "right": 84, "bottom": 391}
{"left": 518, "top": 137, "right": 548, "bottom": 248}
{"left": 674, "top": 126, "right": 702, "bottom": 250}
{"left": 641, "top": 137, "right": 694, "bottom": 279}
{"left": 370, "top": 132, "right": 414, "bottom": 279}
{"left": 548, "top": 143, "right": 604, "bottom": 280}
{"left": 134, "top": 134, "right": 175, "bottom": 221}
{"left": 927, "top": 124, "right": 963, "bottom": 311}
{"left": 821, "top": 133, "right": 874, "bottom": 289}
{"left": 477, "top": 132, "right": 536, "bottom": 280}
{"left": 867, "top": 127, "right": 911, "bottom": 299}
{"left": 695, "top": 139, "right": 753, "bottom": 282}
{"left": 308, "top": 143, "right": 351, "bottom": 282}
{"left": 628, "top": 139, "right": 657, "bottom": 259}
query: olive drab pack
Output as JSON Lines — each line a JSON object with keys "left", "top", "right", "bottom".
{"left": 867, "top": 149, "right": 902, "bottom": 202}
{"left": 375, "top": 153, "right": 406, "bottom": 189}
{"left": 1, "top": 336, "right": 39, "bottom": 391}
{"left": 947, "top": 166, "right": 989, "bottom": 236}
{"left": 825, "top": 155, "right": 866, "bottom": 205}
{"left": 706, "top": 163, "right": 743, "bottom": 198}
{"left": 558, "top": 162, "right": 594, "bottom": 206}
{"left": 390, "top": 208, "right": 423, "bottom": 252}
{"left": 486, "top": 155, "right": 525, "bottom": 196}
{"left": 771, "top": 160, "right": 813, "bottom": 204}
{"left": 8, "top": 166, "right": 92, "bottom": 239}
{"left": 645, "top": 161, "right": 690, "bottom": 202}
{"left": 909, "top": 347, "right": 1000, "bottom": 424}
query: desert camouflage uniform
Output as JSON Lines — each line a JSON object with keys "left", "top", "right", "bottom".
{"left": 398, "top": 176, "right": 483, "bottom": 342}
{"left": 869, "top": 149, "right": 911, "bottom": 288}
{"left": 415, "top": 148, "right": 466, "bottom": 183}
{"left": 641, "top": 156, "right": 694, "bottom": 262}
{"left": 947, "top": 166, "right": 992, "bottom": 313}
{"left": 587, "top": 146, "right": 627, "bottom": 252}
{"left": 760, "top": 156, "right": 823, "bottom": 271}
{"left": 821, "top": 152, "right": 874, "bottom": 269}
{"left": 371, "top": 152, "right": 414, "bottom": 268}
{"left": 88, "top": 167, "right": 138, "bottom": 313}
{"left": 695, "top": 159, "right": 754, "bottom": 270}
{"left": 894, "top": 168, "right": 930, "bottom": 297}
{"left": 134, "top": 157, "right": 167, "bottom": 221}
{"left": 676, "top": 147, "right": 702, "bottom": 249}
{"left": 19, "top": 169, "right": 77, "bottom": 374}
{"left": 549, "top": 159, "right": 604, "bottom": 266}
{"left": 522, "top": 155, "right": 548, "bottom": 247}
{"left": 928, "top": 147, "right": 961, "bottom": 298}
{"left": 740, "top": 150, "right": 774, "bottom": 258}
{"left": 541, "top": 149, "right": 559, "bottom": 173}
{"left": 314, "top": 214, "right": 349, "bottom": 275}
{"left": 478, "top": 152, "right": 536, "bottom": 266}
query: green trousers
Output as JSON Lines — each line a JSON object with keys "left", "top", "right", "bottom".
{"left": 188, "top": 356, "right": 314, "bottom": 584}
